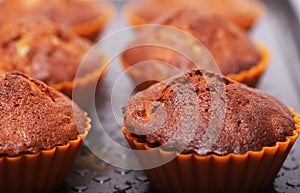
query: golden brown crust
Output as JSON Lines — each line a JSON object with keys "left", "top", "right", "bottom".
{"left": 0, "top": 0, "right": 106, "bottom": 27}
{"left": 162, "top": 11, "right": 261, "bottom": 75}
{"left": 36, "top": 0, "right": 105, "bottom": 26}
{"left": 0, "top": 15, "right": 100, "bottom": 86}
{"left": 0, "top": 72, "right": 87, "bottom": 156}
{"left": 122, "top": 10, "right": 261, "bottom": 76}
{"left": 124, "top": 0, "right": 265, "bottom": 30}
{"left": 123, "top": 69, "right": 294, "bottom": 156}
{"left": 0, "top": 0, "right": 114, "bottom": 42}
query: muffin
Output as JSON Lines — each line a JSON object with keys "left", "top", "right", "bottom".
{"left": 0, "top": 72, "right": 91, "bottom": 193}
{"left": 122, "top": 69, "right": 300, "bottom": 193}
{"left": 121, "top": 10, "right": 269, "bottom": 88}
{"left": 123, "top": 0, "right": 265, "bottom": 30}
{"left": 0, "top": 0, "right": 115, "bottom": 42}
{"left": 0, "top": 15, "right": 109, "bottom": 101}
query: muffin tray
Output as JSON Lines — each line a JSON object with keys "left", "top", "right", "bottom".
{"left": 59, "top": 0, "right": 300, "bottom": 192}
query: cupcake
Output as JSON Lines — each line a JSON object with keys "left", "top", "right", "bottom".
{"left": 0, "top": 0, "right": 115, "bottom": 42}
{"left": 0, "top": 72, "right": 91, "bottom": 193}
{"left": 123, "top": 0, "right": 265, "bottom": 30}
{"left": 121, "top": 10, "right": 269, "bottom": 88}
{"left": 37, "top": 0, "right": 115, "bottom": 42}
{"left": 0, "top": 15, "right": 109, "bottom": 101}
{"left": 122, "top": 69, "right": 300, "bottom": 193}
{"left": 190, "top": 0, "right": 266, "bottom": 30}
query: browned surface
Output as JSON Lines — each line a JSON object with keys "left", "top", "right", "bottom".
{"left": 0, "top": 15, "right": 98, "bottom": 85}
{"left": 123, "top": 69, "right": 294, "bottom": 155}
{"left": 162, "top": 11, "right": 262, "bottom": 74}
{"left": 126, "top": 0, "right": 265, "bottom": 29}
{"left": 122, "top": 10, "right": 261, "bottom": 76}
{"left": 0, "top": 73, "right": 87, "bottom": 156}
{"left": 0, "top": 0, "right": 105, "bottom": 26}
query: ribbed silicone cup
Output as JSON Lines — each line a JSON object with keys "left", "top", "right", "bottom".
{"left": 0, "top": 117, "right": 91, "bottom": 193}
{"left": 122, "top": 109, "right": 300, "bottom": 193}
{"left": 70, "top": 2, "right": 115, "bottom": 42}
{"left": 120, "top": 43, "right": 270, "bottom": 90}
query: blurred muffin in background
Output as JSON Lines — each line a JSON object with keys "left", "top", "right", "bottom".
{"left": 0, "top": 15, "right": 109, "bottom": 101}
{"left": 121, "top": 10, "right": 269, "bottom": 89}
{"left": 122, "top": 69, "right": 300, "bottom": 193}
{"left": 0, "top": 0, "right": 115, "bottom": 41}
{"left": 123, "top": 0, "right": 265, "bottom": 30}
{"left": 0, "top": 72, "right": 91, "bottom": 193}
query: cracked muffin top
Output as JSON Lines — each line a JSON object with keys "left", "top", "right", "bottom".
{"left": 123, "top": 69, "right": 295, "bottom": 156}
{"left": 122, "top": 10, "right": 261, "bottom": 76}
{"left": 0, "top": 0, "right": 107, "bottom": 27}
{"left": 0, "top": 15, "right": 101, "bottom": 86}
{"left": 125, "top": 0, "right": 265, "bottom": 30}
{"left": 0, "top": 72, "right": 87, "bottom": 156}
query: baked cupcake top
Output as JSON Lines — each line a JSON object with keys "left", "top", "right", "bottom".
{"left": 0, "top": 0, "right": 107, "bottom": 26}
{"left": 123, "top": 69, "right": 295, "bottom": 156}
{"left": 125, "top": 0, "right": 265, "bottom": 30}
{"left": 127, "top": 0, "right": 184, "bottom": 23}
{"left": 187, "top": 0, "right": 265, "bottom": 30}
{"left": 122, "top": 10, "right": 261, "bottom": 75}
{"left": 36, "top": 0, "right": 107, "bottom": 26}
{"left": 0, "top": 72, "right": 87, "bottom": 156}
{"left": 0, "top": 15, "right": 101, "bottom": 85}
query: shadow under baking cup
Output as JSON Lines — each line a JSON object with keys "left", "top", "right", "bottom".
{"left": 122, "top": 109, "right": 300, "bottom": 193}
{"left": 0, "top": 117, "right": 91, "bottom": 193}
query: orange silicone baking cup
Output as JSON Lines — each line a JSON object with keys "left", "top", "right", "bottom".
{"left": 122, "top": 109, "right": 300, "bottom": 193}
{"left": 71, "top": 1, "right": 115, "bottom": 42}
{"left": 0, "top": 116, "right": 91, "bottom": 193}
{"left": 120, "top": 43, "right": 270, "bottom": 89}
